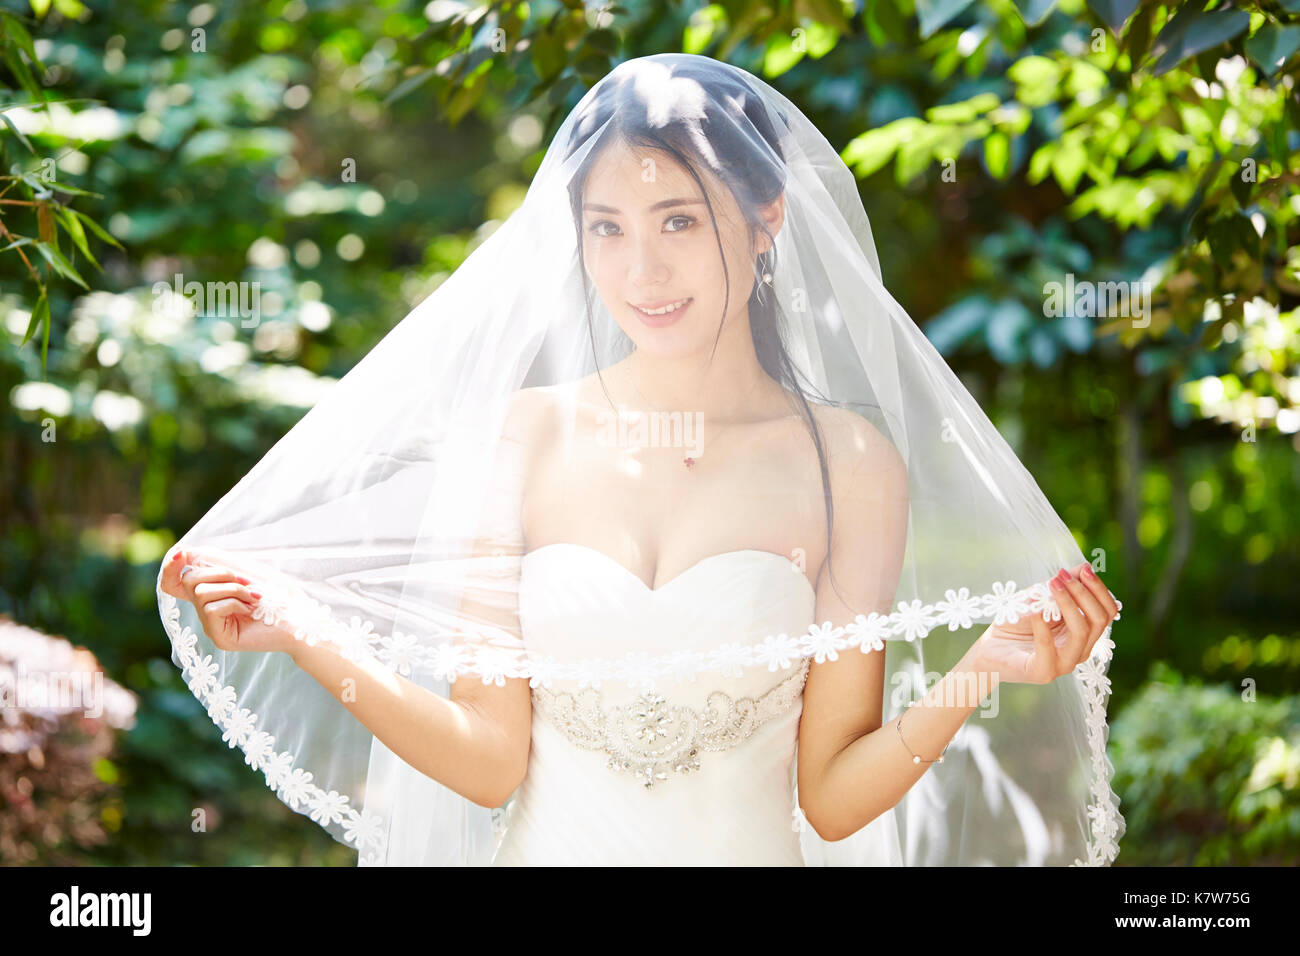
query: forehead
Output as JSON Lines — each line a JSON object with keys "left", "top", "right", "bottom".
{"left": 582, "top": 139, "right": 723, "bottom": 209}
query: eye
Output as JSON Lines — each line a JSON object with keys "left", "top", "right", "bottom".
{"left": 587, "top": 220, "right": 620, "bottom": 237}
{"left": 665, "top": 215, "right": 695, "bottom": 232}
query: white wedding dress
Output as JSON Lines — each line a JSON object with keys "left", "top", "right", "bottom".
{"left": 490, "top": 542, "right": 816, "bottom": 866}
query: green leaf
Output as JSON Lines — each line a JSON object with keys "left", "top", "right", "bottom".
{"left": 926, "top": 92, "right": 1000, "bottom": 124}
{"left": 54, "top": 204, "right": 101, "bottom": 272}
{"left": 1244, "top": 24, "right": 1300, "bottom": 78}
{"left": 0, "top": 97, "right": 101, "bottom": 113}
{"left": 802, "top": 20, "right": 841, "bottom": 58}
{"left": 764, "top": 33, "right": 805, "bottom": 78}
{"left": 1007, "top": 55, "right": 1064, "bottom": 106}
{"left": 1087, "top": 0, "right": 1138, "bottom": 34}
{"left": 1150, "top": 7, "right": 1250, "bottom": 77}
{"left": 21, "top": 289, "right": 47, "bottom": 347}
{"left": 0, "top": 107, "right": 33, "bottom": 152}
{"left": 985, "top": 130, "right": 1010, "bottom": 178}
{"left": 864, "top": 0, "right": 907, "bottom": 45}
{"left": 41, "top": 288, "right": 50, "bottom": 369}
{"left": 0, "top": 236, "right": 35, "bottom": 253}
{"left": 1050, "top": 136, "right": 1087, "bottom": 192}
{"left": 67, "top": 208, "right": 124, "bottom": 250}
{"left": 1, "top": 36, "right": 46, "bottom": 109}
{"left": 799, "top": 0, "right": 851, "bottom": 34}
{"left": 583, "top": 28, "right": 619, "bottom": 57}
{"left": 915, "top": 0, "right": 977, "bottom": 39}
{"left": 1229, "top": 162, "right": 1254, "bottom": 209}
{"left": 19, "top": 171, "right": 100, "bottom": 199}
{"left": 35, "top": 240, "right": 89, "bottom": 289}
{"left": 1125, "top": 3, "right": 1154, "bottom": 65}
{"left": 383, "top": 67, "right": 435, "bottom": 107}
{"left": 1014, "top": 0, "right": 1057, "bottom": 28}
{"left": 842, "top": 124, "right": 906, "bottom": 177}
{"left": 1205, "top": 215, "right": 1255, "bottom": 272}
{"left": 531, "top": 29, "right": 566, "bottom": 82}
{"left": 683, "top": 5, "right": 726, "bottom": 55}
{"left": 0, "top": 12, "right": 47, "bottom": 74}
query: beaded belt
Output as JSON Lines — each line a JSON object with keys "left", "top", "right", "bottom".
{"left": 530, "top": 658, "right": 811, "bottom": 790}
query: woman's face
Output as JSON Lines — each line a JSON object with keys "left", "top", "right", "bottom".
{"left": 579, "top": 140, "right": 764, "bottom": 360}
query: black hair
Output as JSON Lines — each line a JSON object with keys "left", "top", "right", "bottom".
{"left": 562, "top": 60, "right": 851, "bottom": 601}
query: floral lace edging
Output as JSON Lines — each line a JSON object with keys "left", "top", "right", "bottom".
{"left": 158, "top": 588, "right": 389, "bottom": 866}
{"left": 254, "top": 575, "right": 1125, "bottom": 867}
{"left": 249, "top": 578, "right": 1123, "bottom": 690}
{"left": 164, "top": 573, "right": 1125, "bottom": 867}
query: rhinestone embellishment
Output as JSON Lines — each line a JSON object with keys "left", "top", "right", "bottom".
{"left": 530, "top": 659, "right": 811, "bottom": 790}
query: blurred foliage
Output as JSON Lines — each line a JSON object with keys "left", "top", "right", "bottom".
{"left": 0, "top": 0, "right": 1296, "bottom": 864}
{"left": 1109, "top": 662, "right": 1300, "bottom": 865}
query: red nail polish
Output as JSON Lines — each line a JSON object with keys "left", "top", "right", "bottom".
{"left": 1082, "top": 565, "right": 1097, "bottom": 579}
{"left": 1050, "top": 575, "right": 1065, "bottom": 591}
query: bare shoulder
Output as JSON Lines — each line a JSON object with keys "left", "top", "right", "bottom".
{"left": 500, "top": 382, "right": 570, "bottom": 450}
{"left": 805, "top": 401, "right": 907, "bottom": 488}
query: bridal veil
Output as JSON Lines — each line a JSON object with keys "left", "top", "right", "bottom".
{"left": 155, "top": 52, "right": 1124, "bottom": 866}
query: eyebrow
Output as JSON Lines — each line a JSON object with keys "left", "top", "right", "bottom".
{"left": 582, "top": 198, "right": 705, "bottom": 214}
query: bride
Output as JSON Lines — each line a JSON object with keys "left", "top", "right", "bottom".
{"left": 156, "top": 54, "right": 1124, "bottom": 866}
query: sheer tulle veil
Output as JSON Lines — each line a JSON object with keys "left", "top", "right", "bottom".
{"left": 156, "top": 52, "right": 1124, "bottom": 866}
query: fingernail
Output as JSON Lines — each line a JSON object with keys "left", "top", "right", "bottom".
{"left": 1082, "top": 564, "right": 1097, "bottom": 580}
{"left": 1050, "top": 574, "right": 1065, "bottom": 591}
{"left": 250, "top": 591, "right": 262, "bottom": 599}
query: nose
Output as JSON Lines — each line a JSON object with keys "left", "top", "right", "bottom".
{"left": 628, "top": 233, "right": 670, "bottom": 287}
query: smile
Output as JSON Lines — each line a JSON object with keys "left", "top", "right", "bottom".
{"left": 632, "top": 297, "right": 692, "bottom": 316}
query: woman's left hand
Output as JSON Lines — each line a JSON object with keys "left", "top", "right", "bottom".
{"left": 968, "top": 561, "right": 1119, "bottom": 685}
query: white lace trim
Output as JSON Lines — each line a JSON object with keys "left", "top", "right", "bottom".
{"left": 159, "top": 576, "right": 1124, "bottom": 866}
{"left": 158, "top": 589, "right": 389, "bottom": 866}
{"left": 249, "top": 579, "right": 1123, "bottom": 688}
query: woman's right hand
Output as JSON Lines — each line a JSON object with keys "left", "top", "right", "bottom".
{"left": 161, "top": 549, "right": 296, "bottom": 654}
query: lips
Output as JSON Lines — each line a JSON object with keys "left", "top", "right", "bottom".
{"left": 630, "top": 296, "right": 693, "bottom": 328}
{"left": 631, "top": 297, "right": 692, "bottom": 314}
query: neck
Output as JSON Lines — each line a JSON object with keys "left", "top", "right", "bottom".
{"left": 625, "top": 309, "right": 771, "bottom": 420}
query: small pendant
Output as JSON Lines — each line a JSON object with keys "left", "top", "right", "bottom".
{"left": 683, "top": 456, "right": 696, "bottom": 470}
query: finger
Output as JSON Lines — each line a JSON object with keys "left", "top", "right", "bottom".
{"left": 1076, "top": 563, "right": 1119, "bottom": 621}
{"left": 1050, "top": 569, "right": 1088, "bottom": 672}
{"left": 202, "top": 596, "right": 251, "bottom": 624}
{"left": 1028, "top": 602, "right": 1057, "bottom": 683}
{"left": 161, "top": 550, "right": 193, "bottom": 596}
{"left": 181, "top": 565, "right": 254, "bottom": 592}
{"left": 1067, "top": 562, "right": 1112, "bottom": 627}
{"left": 193, "top": 581, "right": 260, "bottom": 606}
{"left": 1064, "top": 562, "right": 1111, "bottom": 636}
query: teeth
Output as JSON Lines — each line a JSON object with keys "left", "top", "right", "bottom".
{"left": 635, "top": 298, "right": 690, "bottom": 316}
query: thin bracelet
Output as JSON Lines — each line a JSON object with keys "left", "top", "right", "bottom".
{"left": 896, "top": 701, "right": 951, "bottom": 765}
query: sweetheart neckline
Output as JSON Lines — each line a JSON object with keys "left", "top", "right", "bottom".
{"left": 523, "top": 541, "right": 817, "bottom": 600}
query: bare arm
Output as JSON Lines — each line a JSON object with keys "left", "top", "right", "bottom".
{"left": 172, "top": 390, "right": 545, "bottom": 810}
{"left": 796, "top": 411, "right": 1115, "bottom": 842}
{"left": 796, "top": 409, "right": 941, "bottom": 842}
{"left": 287, "top": 390, "right": 546, "bottom": 808}
{"left": 286, "top": 625, "right": 530, "bottom": 809}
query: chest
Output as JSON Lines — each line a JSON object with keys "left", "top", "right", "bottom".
{"left": 520, "top": 411, "right": 828, "bottom": 588}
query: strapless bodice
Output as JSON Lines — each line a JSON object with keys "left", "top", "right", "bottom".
{"left": 490, "top": 542, "right": 817, "bottom": 866}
